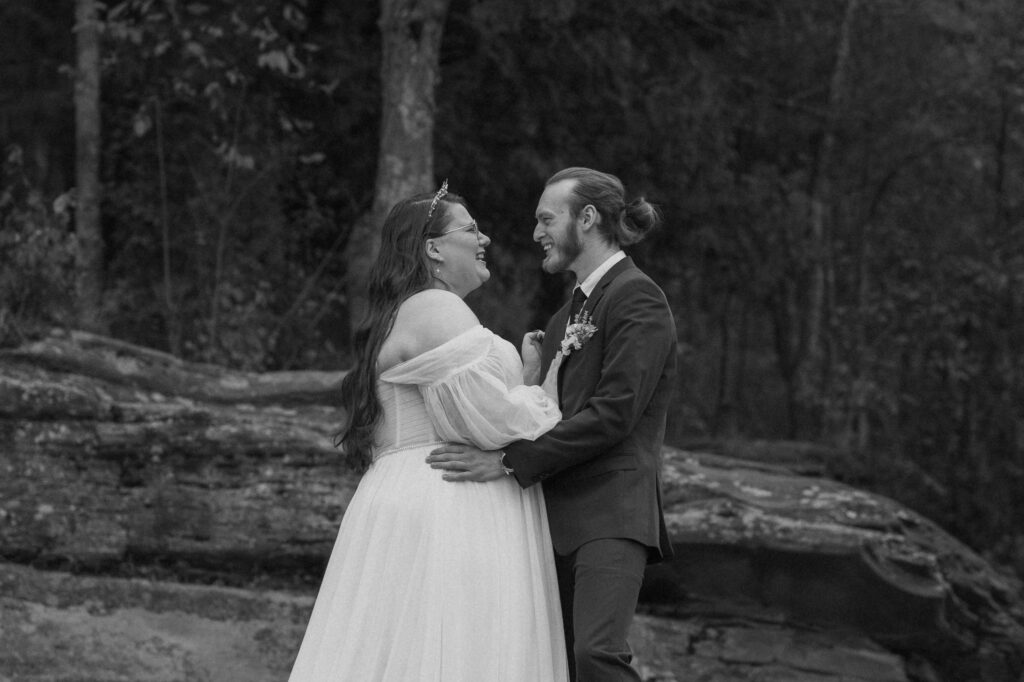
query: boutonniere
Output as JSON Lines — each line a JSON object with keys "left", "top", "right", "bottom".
{"left": 560, "top": 309, "right": 598, "bottom": 357}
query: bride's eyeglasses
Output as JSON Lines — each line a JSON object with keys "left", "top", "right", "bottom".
{"left": 428, "top": 221, "right": 479, "bottom": 238}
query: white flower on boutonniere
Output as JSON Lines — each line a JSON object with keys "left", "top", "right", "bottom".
{"left": 560, "top": 309, "right": 598, "bottom": 357}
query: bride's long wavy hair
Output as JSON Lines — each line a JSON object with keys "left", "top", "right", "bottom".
{"left": 337, "top": 190, "right": 467, "bottom": 472}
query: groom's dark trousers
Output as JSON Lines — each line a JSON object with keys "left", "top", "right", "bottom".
{"left": 556, "top": 538, "right": 647, "bottom": 681}
{"left": 503, "top": 257, "right": 677, "bottom": 681}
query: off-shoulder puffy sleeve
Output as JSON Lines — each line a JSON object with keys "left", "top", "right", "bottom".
{"left": 379, "top": 326, "right": 560, "bottom": 450}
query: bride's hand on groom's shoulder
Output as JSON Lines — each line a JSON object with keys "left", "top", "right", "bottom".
{"left": 521, "top": 330, "right": 544, "bottom": 385}
{"left": 426, "top": 444, "right": 505, "bottom": 482}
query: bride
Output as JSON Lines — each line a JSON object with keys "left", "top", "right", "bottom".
{"left": 287, "top": 183, "right": 569, "bottom": 681}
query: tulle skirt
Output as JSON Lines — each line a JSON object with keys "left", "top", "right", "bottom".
{"left": 288, "top": 443, "right": 569, "bottom": 681}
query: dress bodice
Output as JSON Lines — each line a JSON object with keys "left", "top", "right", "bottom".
{"left": 371, "top": 326, "right": 560, "bottom": 460}
{"left": 373, "top": 382, "right": 441, "bottom": 457}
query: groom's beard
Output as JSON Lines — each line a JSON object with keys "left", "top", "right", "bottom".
{"left": 543, "top": 224, "right": 583, "bottom": 274}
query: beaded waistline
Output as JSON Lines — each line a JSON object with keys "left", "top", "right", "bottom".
{"left": 372, "top": 440, "right": 448, "bottom": 462}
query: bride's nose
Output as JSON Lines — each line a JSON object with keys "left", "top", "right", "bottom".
{"left": 478, "top": 231, "right": 491, "bottom": 247}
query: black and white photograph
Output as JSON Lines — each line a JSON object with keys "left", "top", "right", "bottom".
{"left": 1, "top": 1, "right": 1022, "bottom": 680}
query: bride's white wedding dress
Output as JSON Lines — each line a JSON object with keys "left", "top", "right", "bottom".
{"left": 288, "top": 326, "right": 569, "bottom": 681}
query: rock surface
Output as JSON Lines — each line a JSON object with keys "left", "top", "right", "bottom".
{"left": 0, "top": 330, "right": 348, "bottom": 578}
{"left": 0, "top": 561, "right": 306, "bottom": 682}
{"left": 0, "top": 561, "right": 910, "bottom": 682}
{"left": 1, "top": 329, "right": 1023, "bottom": 681}
{"left": 654, "top": 448, "right": 1024, "bottom": 681}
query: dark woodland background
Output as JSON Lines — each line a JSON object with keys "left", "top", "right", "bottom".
{"left": 1, "top": 0, "right": 1022, "bottom": 585}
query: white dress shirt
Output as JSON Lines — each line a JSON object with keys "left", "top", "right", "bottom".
{"left": 576, "top": 250, "right": 626, "bottom": 297}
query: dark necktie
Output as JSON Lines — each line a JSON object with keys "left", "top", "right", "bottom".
{"left": 569, "top": 286, "right": 587, "bottom": 322}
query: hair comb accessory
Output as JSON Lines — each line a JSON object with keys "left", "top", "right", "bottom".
{"left": 427, "top": 179, "right": 448, "bottom": 218}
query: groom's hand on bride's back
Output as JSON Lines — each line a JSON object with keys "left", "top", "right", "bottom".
{"left": 426, "top": 444, "right": 505, "bottom": 482}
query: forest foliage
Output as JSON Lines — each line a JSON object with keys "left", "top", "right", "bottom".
{"left": 1, "top": 0, "right": 1023, "bottom": 576}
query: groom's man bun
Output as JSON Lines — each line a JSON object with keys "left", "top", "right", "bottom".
{"left": 619, "top": 196, "right": 661, "bottom": 246}
{"left": 546, "top": 166, "right": 661, "bottom": 247}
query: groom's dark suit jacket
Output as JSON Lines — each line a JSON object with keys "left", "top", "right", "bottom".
{"left": 504, "top": 256, "right": 676, "bottom": 562}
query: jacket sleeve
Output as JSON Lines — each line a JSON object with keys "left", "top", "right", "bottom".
{"left": 503, "top": 276, "right": 675, "bottom": 486}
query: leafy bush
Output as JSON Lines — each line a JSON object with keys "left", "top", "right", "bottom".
{"left": 0, "top": 145, "right": 76, "bottom": 346}
{"left": 96, "top": 0, "right": 360, "bottom": 370}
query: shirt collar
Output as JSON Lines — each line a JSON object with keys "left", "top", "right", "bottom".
{"left": 577, "top": 251, "right": 626, "bottom": 297}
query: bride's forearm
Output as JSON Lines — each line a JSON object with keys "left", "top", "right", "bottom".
{"left": 520, "top": 330, "right": 544, "bottom": 386}
{"left": 522, "top": 364, "right": 541, "bottom": 386}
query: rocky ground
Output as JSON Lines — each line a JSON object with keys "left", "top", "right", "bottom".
{"left": 1, "top": 329, "right": 1022, "bottom": 681}
{"left": 0, "top": 561, "right": 913, "bottom": 682}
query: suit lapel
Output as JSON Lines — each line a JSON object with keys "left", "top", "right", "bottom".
{"left": 556, "top": 257, "right": 637, "bottom": 399}
{"left": 579, "top": 256, "right": 634, "bottom": 320}
{"left": 542, "top": 302, "right": 570, "bottom": 369}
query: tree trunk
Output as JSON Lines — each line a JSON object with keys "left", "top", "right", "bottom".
{"left": 342, "top": 0, "right": 452, "bottom": 338}
{"left": 799, "top": 0, "right": 858, "bottom": 432}
{"left": 713, "top": 289, "right": 738, "bottom": 437}
{"left": 74, "top": 0, "right": 105, "bottom": 333}
{"left": 153, "top": 98, "right": 182, "bottom": 356}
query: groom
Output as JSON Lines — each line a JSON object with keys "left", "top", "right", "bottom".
{"left": 428, "top": 167, "right": 677, "bottom": 681}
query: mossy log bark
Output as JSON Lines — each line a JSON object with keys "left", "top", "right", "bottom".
{"left": 0, "top": 330, "right": 348, "bottom": 578}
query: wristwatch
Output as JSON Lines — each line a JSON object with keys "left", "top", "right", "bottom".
{"left": 499, "top": 451, "right": 514, "bottom": 476}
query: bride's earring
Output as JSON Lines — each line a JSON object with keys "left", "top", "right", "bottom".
{"left": 426, "top": 240, "right": 447, "bottom": 286}
{"left": 432, "top": 263, "right": 450, "bottom": 291}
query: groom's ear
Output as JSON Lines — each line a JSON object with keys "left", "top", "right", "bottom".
{"left": 578, "top": 204, "right": 598, "bottom": 231}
